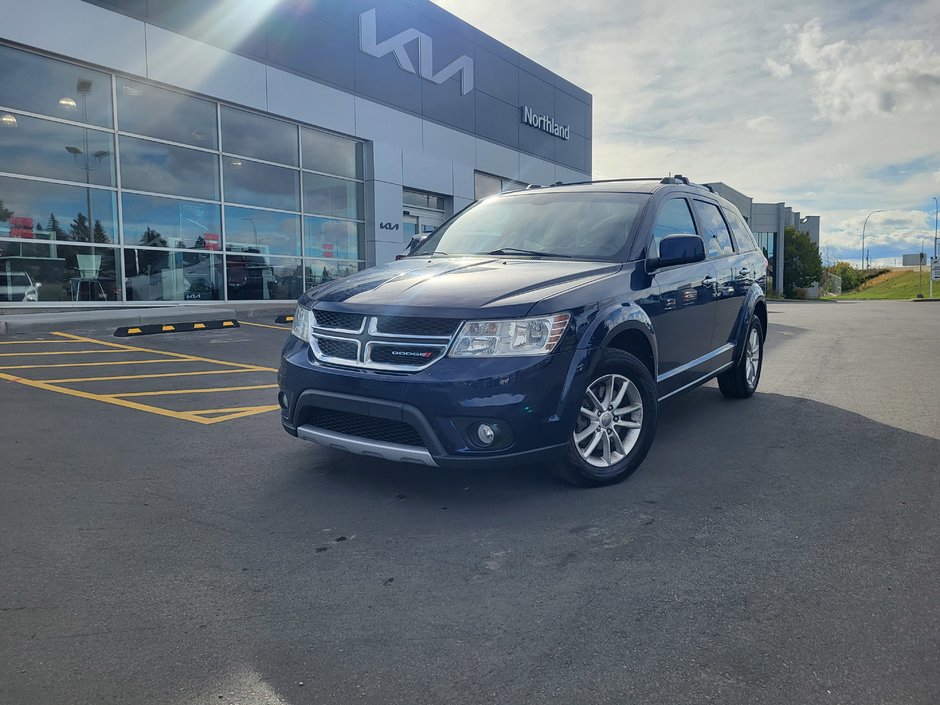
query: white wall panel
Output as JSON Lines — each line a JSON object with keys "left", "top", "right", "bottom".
{"left": 355, "top": 98, "right": 422, "bottom": 152}
{"left": 422, "top": 120, "right": 475, "bottom": 166}
{"left": 402, "top": 151, "right": 453, "bottom": 194}
{"left": 0, "top": 0, "right": 147, "bottom": 76}
{"left": 145, "top": 25, "right": 266, "bottom": 110}
{"left": 475, "top": 139, "right": 519, "bottom": 181}
{"left": 266, "top": 67, "right": 356, "bottom": 136}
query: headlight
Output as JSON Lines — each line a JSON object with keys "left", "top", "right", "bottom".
{"left": 291, "top": 304, "right": 312, "bottom": 341}
{"left": 449, "top": 313, "right": 569, "bottom": 357}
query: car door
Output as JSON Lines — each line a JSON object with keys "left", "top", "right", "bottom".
{"left": 642, "top": 196, "right": 718, "bottom": 390}
{"left": 692, "top": 199, "right": 748, "bottom": 351}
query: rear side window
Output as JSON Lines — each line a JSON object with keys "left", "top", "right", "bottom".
{"left": 693, "top": 200, "right": 735, "bottom": 257}
{"left": 651, "top": 198, "right": 697, "bottom": 256}
{"left": 723, "top": 208, "right": 758, "bottom": 252}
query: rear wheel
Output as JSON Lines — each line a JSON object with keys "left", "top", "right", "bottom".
{"left": 718, "top": 317, "right": 764, "bottom": 399}
{"left": 553, "top": 349, "right": 658, "bottom": 487}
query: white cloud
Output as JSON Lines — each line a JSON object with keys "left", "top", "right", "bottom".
{"left": 433, "top": 0, "right": 940, "bottom": 265}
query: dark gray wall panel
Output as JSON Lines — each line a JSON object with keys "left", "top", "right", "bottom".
{"left": 518, "top": 122, "right": 556, "bottom": 163}
{"left": 475, "top": 47, "right": 518, "bottom": 106}
{"left": 81, "top": 0, "right": 592, "bottom": 174}
{"left": 475, "top": 93, "right": 518, "bottom": 149}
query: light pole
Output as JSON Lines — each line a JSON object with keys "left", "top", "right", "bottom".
{"left": 931, "top": 197, "right": 938, "bottom": 299}
{"left": 860, "top": 209, "right": 884, "bottom": 271}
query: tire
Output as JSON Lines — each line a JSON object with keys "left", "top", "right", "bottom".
{"left": 552, "top": 348, "right": 658, "bottom": 487}
{"left": 718, "top": 317, "right": 764, "bottom": 399}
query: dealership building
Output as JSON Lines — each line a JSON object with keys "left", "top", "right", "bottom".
{"left": 0, "top": 0, "right": 592, "bottom": 306}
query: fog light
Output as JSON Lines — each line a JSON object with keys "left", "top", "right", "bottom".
{"left": 476, "top": 423, "right": 496, "bottom": 446}
{"left": 278, "top": 391, "right": 289, "bottom": 410}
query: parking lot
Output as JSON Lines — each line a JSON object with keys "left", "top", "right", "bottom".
{"left": 1, "top": 301, "right": 938, "bottom": 705}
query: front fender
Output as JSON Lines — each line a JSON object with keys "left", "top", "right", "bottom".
{"left": 579, "top": 301, "right": 658, "bottom": 375}
{"left": 731, "top": 284, "right": 766, "bottom": 363}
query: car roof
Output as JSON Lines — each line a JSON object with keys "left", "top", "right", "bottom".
{"left": 500, "top": 176, "right": 740, "bottom": 212}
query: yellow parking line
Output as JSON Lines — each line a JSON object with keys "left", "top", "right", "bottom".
{"left": 0, "top": 358, "right": 190, "bottom": 371}
{"left": 241, "top": 321, "right": 290, "bottom": 331}
{"left": 0, "top": 372, "right": 213, "bottom": 425}
{"left": 110, "top": 384, "right": 278, "bottom": 398}
{"left": 0, "top": 339, "right": 87, "bottom": 344}
{"left": 192, "top": 405, "right": 281, "bottom": 423}
{"left": 189, "top": 405, "right": 276, "bottom": 415}
{"left": 0, "top": 349, "right": 132, "bottom": 357}
{"left": 46, "top": 369, "right": 270, "bottom": 384}
{"left": 51, "top": 332, "right": 277, "bottom": 371}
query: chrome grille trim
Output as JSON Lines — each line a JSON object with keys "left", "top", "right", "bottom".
{"left": 309, "top": 309, "right": 458, "bottom": 372}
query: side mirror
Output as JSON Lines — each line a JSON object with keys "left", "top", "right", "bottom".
{"left": 35, "top": 282, "right": 42, "bottom": 288}
{"left": 648, "top": 234, "right": 706, "bottom": 270}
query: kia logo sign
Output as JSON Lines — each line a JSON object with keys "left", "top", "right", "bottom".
{"left": 359, "top": 8, "right": 474, "bottom": 95}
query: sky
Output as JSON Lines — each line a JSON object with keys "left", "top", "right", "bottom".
{"left": 435, "top": 0, "right": 940, "bottom": 268}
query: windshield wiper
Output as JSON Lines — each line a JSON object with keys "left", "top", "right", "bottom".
{"left": 485, "top": 248, "right": 571, "bottom": 258}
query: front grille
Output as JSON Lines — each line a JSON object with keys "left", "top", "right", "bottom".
{"left": 368, "top": 344, "right": 444, "bottom": 365}
{"left": 316, "top": 337, "right": 358, "bottom": 360}
{"left": 313, "top": 310, "right": 364, "bottom": 331}
{"left": 309, "top": 408, "right": 425, "bottom": 447}
{"left": 375, "top": 316, "right": 459, "bottom": 337}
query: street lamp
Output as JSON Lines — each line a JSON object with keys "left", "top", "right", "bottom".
{"left": 860, "top": 209, "right": 884, "bottom": 270}
{"left": 931, "top": 197, "right": 938, "bottom": 299}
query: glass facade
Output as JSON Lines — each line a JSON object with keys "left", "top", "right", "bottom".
{"left": 0, "top": 43, "right": 365, "bottom": 304}
{"left": 754, "top": 231, "right": 777, "bottom": 290}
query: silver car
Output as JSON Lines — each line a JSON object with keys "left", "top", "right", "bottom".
{"left": 0, "top": 271, "right": 41, "bottom": 302}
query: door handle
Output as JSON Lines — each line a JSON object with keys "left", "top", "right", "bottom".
{"left": 739, "top": 267, "right": 751, "bottom": 277}
{"left": 702, "top": 276, "right": 717, "bottom": 287}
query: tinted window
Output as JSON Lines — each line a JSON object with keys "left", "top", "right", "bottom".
{"left": 122, "top": 194, "right": 221, "bottom": 250}
{"left": 223, "top": 158, "right": 299, "bottom": 211}
{"left": 723, "top": 208, "right": 758, "bottom": 252}
{"left": 415, "top": 192, "right": 648, "bottom": 259}
{"left": 301, "top": 128, "right": 361, "bottom": 178}
{"left": 0, "top": 45, "right": 112, "bottom": 128}
{"left": 222, "top": 107, "right": 298, "bottom": 166}
{"left": 0, "top": 241, "right": 120, "bottom": 301}
{"left": 224, "top": 205, "right": 301, "bottom": 257}
{"left": 303, "top": 173, "right": 362, "bottom": 219}
{"left": 0, "top": 175, "right": 117, "bottom": 243}
{"left": 651, "top": 198, "right": 697, "bottom": 256}
{"left": 117, "top": 79, "right": 218, "bottom": 149}
{"left": 123, "top": 248, "right": 223, "bottom": 301}
{"left": 303, "top": 216, "right": 362, "bottom": 260}
{"left": 0, "top": 113, "right": 115, "bottom": 186}
{"left": 693, "top": 200, "right": 735, "bottom": 257}
{"left": 120, "top": 136, "right": 219, "bottom": 200}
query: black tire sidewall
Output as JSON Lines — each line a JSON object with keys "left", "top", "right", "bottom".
{"left": 561, "top": 349, "right": 658, "bottom": 485}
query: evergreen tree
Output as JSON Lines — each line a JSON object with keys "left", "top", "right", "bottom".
{"left": 783, "top": 226, "right": 822, "bottom": 298}
{"left": 140, "top": 227, "right": 167, "bottom": 248}
{"left": 0, "top": 199, "right": 12, "bottom": 222}
{"left": 70, "top": 213, "right": 91, "bottom": 242}
{"left": 47, "top": 213, "right": 66, "bottom": 241}
{"left": 93, "top": 219, "right": 110, "bottom": 244}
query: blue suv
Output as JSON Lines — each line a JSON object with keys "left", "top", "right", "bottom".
{"left": 279, "top": 176, "right": 767, "bottom": 486}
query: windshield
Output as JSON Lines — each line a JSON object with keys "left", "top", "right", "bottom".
{"left": 412, "top": 191, "right": 650, "bottom": 260}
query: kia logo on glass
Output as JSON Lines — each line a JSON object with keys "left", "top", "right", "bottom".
{"left": 359, "top": 8, "right": 474, "bottom": 95}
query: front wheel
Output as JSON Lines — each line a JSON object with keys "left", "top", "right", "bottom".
{"left": 718, "top": 317, "right": 764, "bottom": 399}
{"left": 553, "top": 349, "right": 658, "bottom": 487}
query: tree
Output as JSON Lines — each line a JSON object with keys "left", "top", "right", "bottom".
{"left": 783, "top": 225, "right": 822, "bottom": 298}
{"left": 70, "top": 213, "right": 91, "bottom": 242}
{"left": 139, "top": 227, "right": 167, "bottom": 248}
{"left": 0, "top": 199, "right": 12, "bottom": 222}
{"left": 93, "top": 219, "right": 110, "bottom": 244}
{"left": 47, "top": 213, "right": 66, "bottom": 241}
{"left": 828, "top": 261, "right": 863, "bottom": 292}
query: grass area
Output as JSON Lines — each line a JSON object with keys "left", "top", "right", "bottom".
{"left": 839, "top": 269, "right": 938, "bottom": 299}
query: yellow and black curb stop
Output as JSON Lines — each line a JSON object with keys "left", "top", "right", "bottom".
{"left": 274, "top": 314, "right": 294, "bottom": 324}
{"left": 114, "top": 319, "right": 240, "bottom": 337}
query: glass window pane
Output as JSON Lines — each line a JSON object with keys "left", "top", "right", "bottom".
{"left": 302, "top": 173, "right": 361, "bottom": 219}
{"left": 226, "top": 254, "right": 302, "bottom": 300}
{"left": 223, "top": 157, "right": 298, "bottom": 211}
{"left": 0, "top": 45, "right": 112, "bottom": 128}
{"left": 224, "top": 206, "right": 300, "bottom": 257}
{"left": 303, "top": 258, "right": 362, "bottom": 288}
{"left": 0, "top": 242, "right": 119, "bottom": 302}
{"left": 123, "top": 248, "right": 223, "bottom": 301}
{"left": 301, "top": 128, "right": 361, "bottom": 178}
{"left": 724, "top": 208, "right": 757, "bottom": 252}
{"left": 474, "top": 172, "right": 501, "bottom": 200}
{"left": 120, "top": 136, "right": 219, "bottom": 200}
{"left": 0, "top": 175, "right": 117, "bottom": 244}
{"left": 0, "top": 113, "right": 115, "bottom": 186}
{"left": 693, "top": 200, "right": 735, "bottom": 257}
{"left": 121, "top": 194, "right": 221, "bottom": 250}
{"left": 652, "top": 198, "right": 697, "bottom": 256}
{"left": 303, "top": 217, "right": 362, "bottom": 260}
{"left": 221, "top": 106, "right": 298, "bottom": 166}
{"left": 117, "top": 79, "right": 218, "bottom": 148}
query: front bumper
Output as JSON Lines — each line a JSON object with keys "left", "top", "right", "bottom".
{"left": 278, "top": 336, "right": 594, "bottom": 468}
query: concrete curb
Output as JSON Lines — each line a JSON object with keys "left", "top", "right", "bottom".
{"left": 0, "top": 307, "right": 239, "bottom": 335}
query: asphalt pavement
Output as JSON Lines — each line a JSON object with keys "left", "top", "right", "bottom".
{"left": 1, "top": 301, "right": 938, "bottom": 705}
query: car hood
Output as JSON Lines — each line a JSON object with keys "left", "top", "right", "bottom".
{"left": 302, "top": 257, "right": 623, "bottom": 318}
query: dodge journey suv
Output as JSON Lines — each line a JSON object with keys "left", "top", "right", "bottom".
{"left": 279, "top": 176, "right": 767, "bottom": 486}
